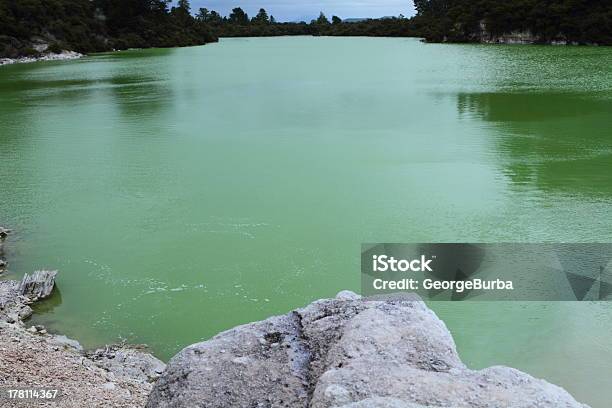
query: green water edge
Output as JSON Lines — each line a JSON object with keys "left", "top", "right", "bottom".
{"left": 1, "top": 37, "right": 611, "bottom": 407}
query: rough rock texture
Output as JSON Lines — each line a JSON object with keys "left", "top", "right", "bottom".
{"left": 0, "top": 279, "right": 29, "bottom": 323}
{"left": 0, "top": 226, "right": 8, "bottom": 272}
{"left": 88, "top": 344, "right": 167, "bottom": 384}
{"left": 0, "top": 270, "right": 57, "bottom": 325}
{"left": 148, "top": 292, "right": 589, "bottom": 408}
{"left": 18, "top": 270, "right": 58, "bottom": 299}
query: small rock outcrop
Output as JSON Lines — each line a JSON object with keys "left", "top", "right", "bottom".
{"left": 148, "top": 292, "right": 588, "bottom": 408}
{"left": 0, "top": 226, "right": 10, "bottom": 240}
{"left": 0, "top": 279, "right": 27, "bottom": 323}
{"left": 0, "top": 268, "right": 57, "bottom": 324}
{"left": 18, "top": 270, "right": 58, "bottom": 299}
{"left": 0, "top": 226, "right": 9, "bottom": 271}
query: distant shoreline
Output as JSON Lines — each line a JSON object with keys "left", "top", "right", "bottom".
{"left": 2, "top": 36, "right": 604, "bottom": 68}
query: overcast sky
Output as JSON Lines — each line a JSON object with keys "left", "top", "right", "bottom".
{"left": 189, "top": 1, "right": 416, "bottom": 22}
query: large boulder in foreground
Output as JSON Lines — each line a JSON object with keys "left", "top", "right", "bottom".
{"left": 147, "top": 292, "right": 588, "bottom": 408}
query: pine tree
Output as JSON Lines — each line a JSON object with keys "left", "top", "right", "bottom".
{"left": 316, "top": 12, "right": 330, "bottom": 25}
{"left": 252, "top": 8, "right": 269, "bottom": 24}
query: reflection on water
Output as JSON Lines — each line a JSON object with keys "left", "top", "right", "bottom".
{"left": 108, "top": 76, "right": 173, "bottom": 118}
{"left": 458, "top": 92, "right": 612, "bottom": 198}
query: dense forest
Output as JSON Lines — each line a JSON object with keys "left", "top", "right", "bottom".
{"left": 0, "top": 0, "right": 216, "bottom": 58}
{"left": 0, "top": 0, "right": 416, "bottom": 58}
{"left": 1, "top": 0, "right": 611, "bottom": 58}
{"left": 199, "top": 8, "right": 416, "bottom": 38}
{"left": 412, "top": 0, "right": 612, "bottom": 44}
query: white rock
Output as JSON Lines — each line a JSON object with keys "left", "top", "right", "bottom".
{"left": 147, "top": 294, "right": 589, "bottom": 408}
{"left": 102, "top": 382, "right": 117, "bottom": 391}
{"left": 335, "top": 290, "right": 361, "bottom": 300}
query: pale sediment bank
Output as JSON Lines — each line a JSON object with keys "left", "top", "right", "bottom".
{"left": 0, "top": 51, "right": 82, "bottom": 66}
{"left": 0, "top": 273, "right": 165, "bottom": 407}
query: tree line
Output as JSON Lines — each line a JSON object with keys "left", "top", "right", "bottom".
{"left": 196, "top": 7, "right": 417, "bottom": 38}
{"left": 0, "top": 0, "right": 216, "bottom": 58}
{"left": 1, "top": 0, "right": 610, "bottom": 58}
{"left": 0, "top": 0, "right": 419, "bottom": 58}
{"left": 412, "top": 0, "right": 612, "bottom": 44}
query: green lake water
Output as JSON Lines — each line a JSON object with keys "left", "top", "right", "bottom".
{"left": 1, "top": 37, "right": 611, "bottom": 407}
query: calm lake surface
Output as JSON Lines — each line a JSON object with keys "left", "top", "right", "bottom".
{"left": 1, "top": 37, "right": 611, "bottom": 407}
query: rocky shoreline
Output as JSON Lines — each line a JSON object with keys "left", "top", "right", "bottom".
{"left": 0, "top": 226, "right": 591, "bottom": 407}
{"left": 0, "top": 51, "right": 83, "bottom": 66}
{"left": 0, "top": 228, "right": 165, "bottom": 407}
{"left": 0, "top": 275, "right": 165, "bottom": 407}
